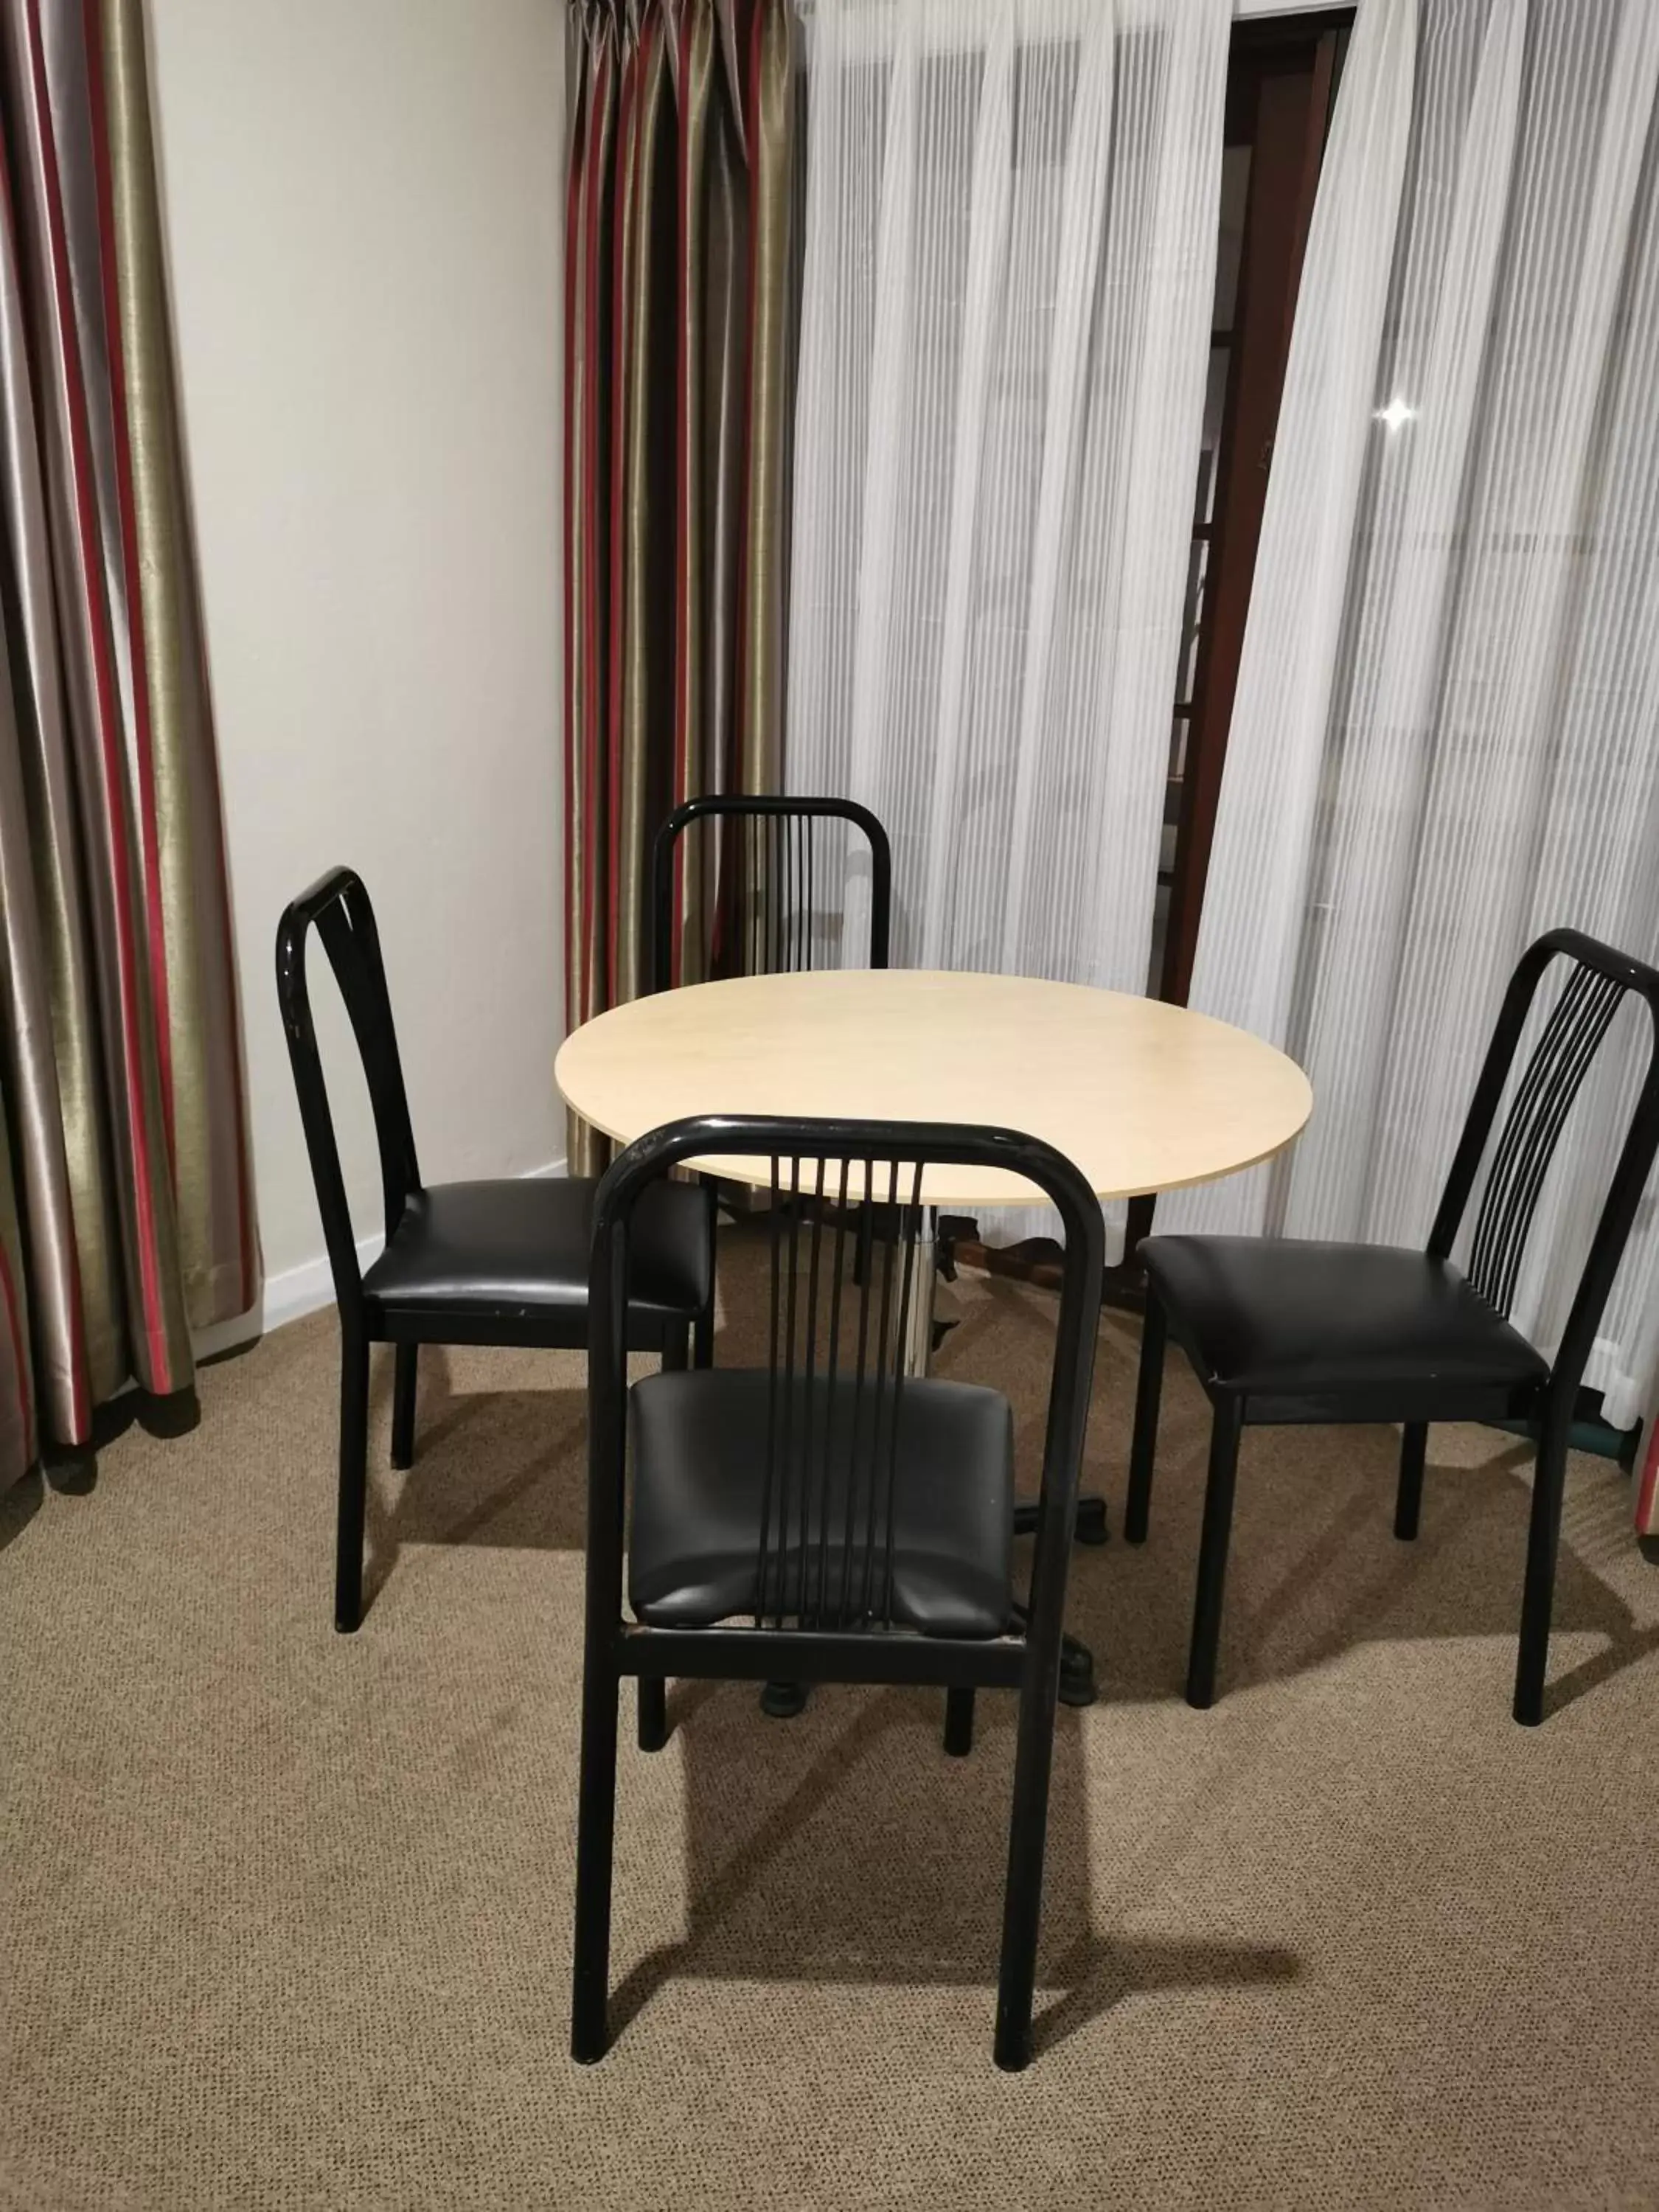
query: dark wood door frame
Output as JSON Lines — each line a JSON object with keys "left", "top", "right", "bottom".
{"left": 960, "top": 13, "right": 1351, "bottom": 1301}
{"left": 1159, "top": 15, "right": 1347, "bottom": 1013}
{"left": 1119, "top": 13, "right": 1348, "bottom": 1283}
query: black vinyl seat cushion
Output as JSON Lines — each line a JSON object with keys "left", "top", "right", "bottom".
{"left": 1141, "top": 1235, "right": 1549, "bottom": 1421}
{"left": 362, "top": 1176, "right": 710, "bottom": 1323}
{"left": 628, "top": 1369, "right": 1015, "bottom": 1637}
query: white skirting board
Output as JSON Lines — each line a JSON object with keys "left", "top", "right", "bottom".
{"left": 194, "top": 1157, "right": 568, "bottom": 1362}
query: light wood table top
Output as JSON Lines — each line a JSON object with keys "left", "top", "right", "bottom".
{"left": 555, "top": 969, "right": 1311, "bottom": 1209}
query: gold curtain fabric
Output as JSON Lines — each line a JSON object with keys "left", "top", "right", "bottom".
{"left": 0, "top": 0, "right": 258, "bottom": 1490}
{"left": 563, "top": 0, "right": 798, "bottom": 1174}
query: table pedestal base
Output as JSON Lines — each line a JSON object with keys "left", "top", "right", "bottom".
{"left": 1015, "top": 1494, "right": 1106, "bottom": 1707}
{"left": 1014, "top": 1495, "right": 1109, "bottom": 1546}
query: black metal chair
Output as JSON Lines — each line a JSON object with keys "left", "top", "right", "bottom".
{"left": 650, "top": 793, "right": 891, "bottom": 1364}
{"left": 650, "top": 793, "right": 892, "bottom": 992}
{"left": 275, "top": 867, "right": 713, "bottom": 1632}
{"left": 653, "top": 791, "right": 1108, "bottom": 1599}
{"left": 571, "top": 1113, "right": 1105, "bottom": 2070}
{"left": 1126, "top": 928, "right": 1659, "bottom": 1727}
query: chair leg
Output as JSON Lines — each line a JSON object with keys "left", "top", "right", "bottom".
{"left": 1124, "top": 1290, "right": 1167, "bottom": 1545}
{"left": 1513, "top": 1415, "right": 1571, "bottom": 1728}
{"left": 335, "top": 1326, "right": 370, "bottom": 1633}
{"left": 1394, "top": 1422, "right": 1427, "bottom": 1541}
{"left": 944, "top": 1686, "right": 975, "bottom": 1757}
{"left": 993, "top": 1665, "right": 1064, "bottom": 2070}
{"left": 391, "top": 1343, "right": 419, "bottom": 1470}
{"left": 661, "top": 1326, "right": 689, "bottom": 1373}
{"left": 637, "top": 1676, "right": 669, "bottom": 1752}
{"left": 571, "top": 1660, "right": 621, "bottom": 2063}
{"left": 1186, "top": 1399, "right": 1244, "bottom": 1711}
{"left": 695, "top": 1178, "right": 717, "bottom": 1368}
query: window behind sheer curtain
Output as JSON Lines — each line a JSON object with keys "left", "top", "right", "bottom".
{"left": 1166, "top": 0, "right": 1659, "bottom": 1429}
{"left": 786, "top": 0, "right": 1231, "bottom": 1254}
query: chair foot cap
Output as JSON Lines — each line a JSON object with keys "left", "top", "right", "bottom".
{"left": 760, "top": 1680, "right": 810, "bottom": 1719}
{"left": 1057, "top": 1645, "right": 1097, "bottom": 1708}
{"left": 1074, "top": 1497, "right": 1109, "bottom": 1546}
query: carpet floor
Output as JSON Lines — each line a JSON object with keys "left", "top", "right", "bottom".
{"left": 3, "top": 1227, "right": 1658, "bottom": 2211}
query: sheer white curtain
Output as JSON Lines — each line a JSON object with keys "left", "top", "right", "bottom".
{"left": 1164, "top": 0, "right": 1659, "bottom": 1431}
{"left": 785, "top": 0, "right": 1231, "bottom": 1253}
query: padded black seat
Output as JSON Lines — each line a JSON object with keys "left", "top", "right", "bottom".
{"left": 363, "top": 1176, "right": 710, "bottom": 1327}
{"left": 628, "top": 1368, "right": 1015, "bottom": 1636}
{"left": 1142, "top": 1236, "right": 1548, "bottom": 1423}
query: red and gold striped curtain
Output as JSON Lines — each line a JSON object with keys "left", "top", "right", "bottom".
{"left": 0, "top": 0, "right": 257, "bottom": 1492}
{"left": 563, "top": 0, "right": 798, "bottom": 1174}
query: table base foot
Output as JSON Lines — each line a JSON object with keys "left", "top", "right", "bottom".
{"left": 1012, "top": 1492, "right": 1110, "bottom": 1545}
{"left": 759, "top": 1680, "right": 809, "bottom": 1719}
{"left": 1058, "top": 1635, "right": 1098, "bottom": 1708}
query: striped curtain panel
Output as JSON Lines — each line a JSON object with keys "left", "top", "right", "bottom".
{"left": 563, "top": 0, "right": 799, "bottom": 1175}
{"left": 0, "top": 0, "right": 257, "bottom": 1492}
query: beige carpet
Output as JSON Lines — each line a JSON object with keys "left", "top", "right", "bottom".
{"left": 4, "top": 1228, "right": 1658, "bottom": 2212}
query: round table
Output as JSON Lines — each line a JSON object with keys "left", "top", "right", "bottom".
{"left": 557, "top": 968, "right": 1310, "bottom": 1708}
{"left": 555, "top": 967, "right": 1312, "bottom": 1208}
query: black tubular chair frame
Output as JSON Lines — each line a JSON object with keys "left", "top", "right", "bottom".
{"left": 1128, "top": 927, "right": 1659, "bottom": 1728}
{"left": 277, "top": 868, "right": 420, "bottom": 1334}
{"left": 572, "top": 1113, "right": 1105, "bottom": 2073}
{"left": 650, "top": 793, "right": 893, "bottom": 993}
{"left": 276, "top": 866, "right": 707, "bottom": 1632}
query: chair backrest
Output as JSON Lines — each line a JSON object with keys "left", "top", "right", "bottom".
{"left": 1428, "top": 928, "right": 1659, "bottom": 1396}
{"left": 588, "top": 1116, "right": 1103, "bottom": 1643}
{"left": 650, "top": 796, "right": 892, "bottom": 993}
{"left": 275, "top": 867, "right": 420, "bottom": 1308}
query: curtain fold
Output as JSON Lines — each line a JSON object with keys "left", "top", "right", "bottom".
{"left": 1164, "top": 0, "right": 1659, "bottom": 1460}
{"left": 0, "top": 0, "right": 257, "bottom": 1492}
{"left": 783, "top": 0, "right": 1231, "bottom": 1254}
{"left": 563, "top": 0, "right": 799, "bottom": 1173}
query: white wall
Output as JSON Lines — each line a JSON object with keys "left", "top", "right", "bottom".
{"left": 147, "top": 0, "right": 567, "bottom": 1321}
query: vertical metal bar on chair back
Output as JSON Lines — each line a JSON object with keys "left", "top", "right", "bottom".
{"left": 649, "top": 796, "right": 893, "bottom": 993}
{"left": 1428, "top": 928, "right": 1659, "bottom": 1401}
{"left": 275, "top": 867, "right": 421, "bottom": 1306}
{"left": 741, "top": 1151, "right": 929, "bottom": 1630}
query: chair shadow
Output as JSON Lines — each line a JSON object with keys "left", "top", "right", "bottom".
{"left": 607, "top": 1680, "right": 1299, "bottom": 2058}
{"left": 1030, "top": 1930, "right": 1299, "bottom": 2058}
{"left": 1032, "top": 1292, "right": 1659, "bottom": 1725}
{"left": 359, "top": 1346, "right": 591, "bottom": 1608}
{"left": 0, "top": 1464, "right": 44, "bottom": 1550}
